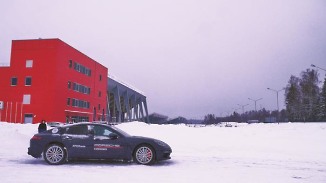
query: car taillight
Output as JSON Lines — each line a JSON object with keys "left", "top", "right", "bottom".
{"left": 31, "top": 135, "right": 42, "bottom": 140}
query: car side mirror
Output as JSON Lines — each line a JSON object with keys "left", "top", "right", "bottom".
{"left": 109, "top": 133, "right": 118, "bottom": 140}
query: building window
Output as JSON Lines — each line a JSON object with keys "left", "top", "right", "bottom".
{"left": 26, "top": 60, "right": 33, "bottom": 68}
{"left": 69, "top": 60, "right": 72, "bottom": 68}
{"left": 70, "top": 116, "right": 89, "bottom": 122}
{"left": 98, "top": 104, "right": 101, "bottom": 110}
{"left": 23, "top": 94, "right": 31, "bottom": 104}
{"left": 72, "top": 98, "right": 76, "bottom": 106}
{"left": 73, "top": 62, "right": 91, "bottom": 76}
{"left": 67, "top": 98, "right": 70, "bottom": 106}
{"left": 25, "top": 77, "right": 32, "bottom": 86}
{"left": 99, "top": 74, "right": 102, "bottom": 81}
{"left": 98, "top": 91, "right": 101, "bottom": 97}
{"left": 71, "top": 98, "right": 90, "bottom": 109}
{"left": 11, "top": 77, "right": 17, "bottom": 86}
{"left": 68, "top": 81, "right": 71, "bottom": 89}
{"left": 72, "top": 82, "right": 90, "bottom": 95}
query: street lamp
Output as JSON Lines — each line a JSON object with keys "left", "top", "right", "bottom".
{"left": 267, "top": 88, "right": 285, "bottom": 112}
{"left": 311, "top": 64, "right": 326, "bottom": 72}
{"left": 237, "top": 104, "right": 249, "bottom": 114}
{"left": 232, "top": 107, "right": 240, "bottom": 113}
{"left": 248, "top": 98, "right": 263, "bottom": 111}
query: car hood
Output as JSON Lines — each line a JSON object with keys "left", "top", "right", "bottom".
{"left": 130, "top": 136, "right": 157, "bottom": 141}
{"left": 129, "top": 136, "right": 171, "bottom": 149}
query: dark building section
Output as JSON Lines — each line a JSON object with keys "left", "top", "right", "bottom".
{"left": 108, "top": 75, "right": 149, "bottom": 123}
{"left": 167, "top": 117, "right": 188, "bottom": 124}
{"left": 148, "top": 113, "right": 168, "bottom": 124}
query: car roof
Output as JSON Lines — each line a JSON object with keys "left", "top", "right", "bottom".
{"left": 58, "top": 122, "right": 130, "bottom": 137}
{"left": 61, "top": 122, "right": 111, "bottom": 128}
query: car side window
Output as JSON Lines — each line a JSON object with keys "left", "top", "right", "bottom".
{"left": 65, "top": 125, "right": 89, "bottom": 135}
{"left": 93, "top": 126, "right": 112, "bottom": 136}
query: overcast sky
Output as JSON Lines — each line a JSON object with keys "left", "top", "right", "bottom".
{"left": 1, "top": 0, "right": 326, "bottom": 119}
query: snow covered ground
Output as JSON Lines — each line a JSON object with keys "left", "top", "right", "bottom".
{"left": 0, "top": 121, "right": 326, "bottom": 183}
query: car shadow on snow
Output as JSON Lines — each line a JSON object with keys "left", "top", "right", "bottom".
{"left": 66, "top": 159, "right": 134, "bottom": 166}
{"left": 11, "top": 158, "right": 48, "bottom": 165}
{"left": 152, "top": 160, "right": 176, "bottom": 166}
{"left": 66, "top": 159, "right": 176, "bottom": 167}
{"left": 15, "top": 158, "right": 176, "bottom": 167}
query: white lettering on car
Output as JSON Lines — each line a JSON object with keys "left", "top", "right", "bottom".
{"left": 94, "top": 144, "right": 122, "bottom": 151}
{"left": 72, "top": 145, "right": 86, "bottom": 148}
{"left": 52, "top": 128, "right": 59, "bottom": 134}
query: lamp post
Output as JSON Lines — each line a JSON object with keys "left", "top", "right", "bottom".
{"left": 267, "top": 87, "right": 285, "bottom": 123}
{"left": 267, "top": 88, "right": 284, "bottom": 112}
{"left": 237, "top": 104, "right": 249, "bottom": 114}
{"left": 311, "top": 64, "right": 326, "bottom": 80}
{"left": 248, "top": 98, "right": 263, "bottom": 111}
{"left": 311, "top": 64, "right": 326, "bottom": 72}
{"left": 232, "top": 107, "right": 240, "bottom": 113}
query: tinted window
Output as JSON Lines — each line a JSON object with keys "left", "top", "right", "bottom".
{"left": 68, "top": 81, "right": 71, "bottom": 89}
{"left": 93, "top": 126, "right": 113, "bottom": 136}
{"left": 11, "top": 77, "right": 17, "bottom": 86}
{"left": 65, "top": 125, "right": 89, "bottom": 135}
{"left": 25, "top": 77, "right": 32, "bottom": 86}
{"left": 67, "top": 98, "right": 70, "bottom": 106}
{"left": 111, "top": 126, "right": 130, "bottom": 137}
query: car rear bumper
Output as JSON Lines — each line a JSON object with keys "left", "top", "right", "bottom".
{"left": 28, "top": 147, "right": 42, "bottom": 158}
{"left": 28, "top": 140, "right": 44, "bottom": 158}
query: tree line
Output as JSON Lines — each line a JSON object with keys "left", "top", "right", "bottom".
{"left": 285, "top": 69, "right": 326, "bottom": 122}
{"left": 203, "top": 68, "right": 326, "bottom": 124}
{"left": 203, "top": 109, "right": 287, "bottom": 124}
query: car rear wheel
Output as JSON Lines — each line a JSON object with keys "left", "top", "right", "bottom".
{"left": 44, "top": 144, "right": 66, "bottom": 165}
{"left": 134, "top": 145, "right": 155, "bottom": 165}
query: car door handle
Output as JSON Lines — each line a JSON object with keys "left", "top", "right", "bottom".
{"left": 63, "top": 136, "right": 72, "bottom": 140}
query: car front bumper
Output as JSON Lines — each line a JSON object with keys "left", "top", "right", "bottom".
{"left": 156, "top": 149, "right": 172, "bottom": 161}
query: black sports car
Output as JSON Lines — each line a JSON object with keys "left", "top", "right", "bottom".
{"left": 28, "top": 122, "right": 172, "bottom": 165}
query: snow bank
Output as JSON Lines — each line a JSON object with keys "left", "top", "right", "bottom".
{"left": 0, "top": 121, "right": 325, "bottom": 183}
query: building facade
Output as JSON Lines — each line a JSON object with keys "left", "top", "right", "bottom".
{"left": 0, "top": 39, "right": 108, "bottom": 123}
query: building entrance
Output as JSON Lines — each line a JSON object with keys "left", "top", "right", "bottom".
{"left": 24, "top": 114, "right": 33, "bottom": 124}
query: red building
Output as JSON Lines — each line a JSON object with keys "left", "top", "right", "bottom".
{"left": 0, "top": 39, "right": 108, "bottom": 123}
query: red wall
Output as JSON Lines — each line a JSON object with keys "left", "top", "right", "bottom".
{"left": 0, "top": 39, "right": 108, "bottom": 124}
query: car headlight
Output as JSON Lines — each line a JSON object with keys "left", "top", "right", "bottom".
{"left": 154, "top": 140, "right": 168, "bottom": 147}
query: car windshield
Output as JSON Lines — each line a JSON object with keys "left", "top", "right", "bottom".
{"left": 111, "top": 126, "right": 130, "bottom": 137}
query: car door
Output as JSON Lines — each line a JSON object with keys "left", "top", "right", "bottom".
{"left": 92, "top": 125, "right": 128, "bottom": 159}
{"left": 62, "top": 124, "right": 94, "bottom": 158}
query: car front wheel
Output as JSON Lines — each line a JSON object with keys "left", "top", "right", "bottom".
{"left": 44, "top": 144, "right": 66, "bottom": 165}
{"left": 134, "top": 145, "right": 155, "bottom": 165}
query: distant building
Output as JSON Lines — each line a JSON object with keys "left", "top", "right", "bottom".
{"left": 265, "top": 117, "right": 276, "bottom": 123}
{"left": 148, "top": 113, "right": 168, "bottom": 124}
{"left": 167, "top": 116, "right": 188, "bottom": 124}
{"left": 0, "top": 38, "right": 149, "bottom": 123}
{"left": 247, "top": 120, "right": 260, "bottom": 124}
{"left": 187, "top": 119, "right": 204, "bottom": 124}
